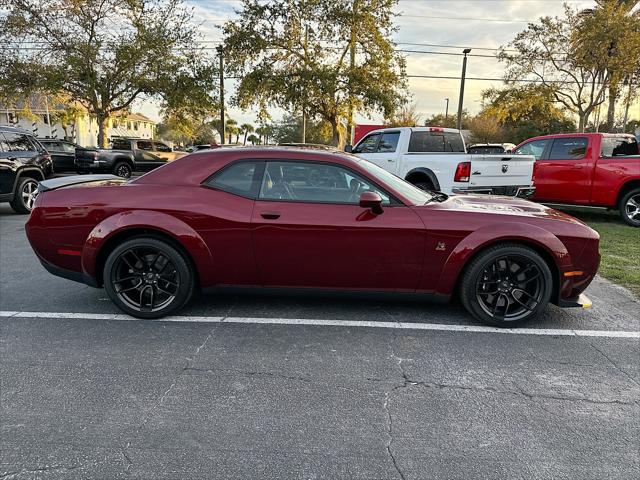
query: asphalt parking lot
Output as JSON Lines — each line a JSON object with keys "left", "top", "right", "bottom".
{"left": 1, "top": 204, "right": 639, "bottom": 479}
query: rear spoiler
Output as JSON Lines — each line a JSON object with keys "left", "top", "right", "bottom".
{"left": 37, "top": 174, "right": 125, "bottom": 193}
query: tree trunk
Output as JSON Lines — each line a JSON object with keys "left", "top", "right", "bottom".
{"left": 329, "top": 118, "right": 340, "bottom": 147}
{"left": 578, "top": 113, "right": 587, "bottom": 133}
{"left": 97, "top": 113, "right": 109, "bottom": 148}
{"left": 606, "top": 84, "right": 618, "bottom": 132}
{"left": 243, "top": 132, "right": 248, "bottom": 145}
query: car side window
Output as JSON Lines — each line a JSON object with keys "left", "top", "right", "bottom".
{"left": 61, "top": 142, "right": 76, "bottom": 154}
{"left": 549, "top": 137, "right": 588, "bottom": 160}
{"left": 377, "top": 132, "right": 400, "bottom": 153}
{"left": 352, "top": 133, "right": 381, "bottom": 154}
{"left": 0, "top": 133, "right": 9, "bottom": 152}
{"left": 137, "top": 140, "right": 153, "bottom": 151}
{"left": 601, "top": 137, "right": 639, "bottom": 157}
{"left": 2, "top": 132, "right": 35, "bottom": 152}
{"left": 205, "top": 161, "right": 260, "bottom": 197}
{"left": 112, "top": 139, "right": 131, "bottom": 150}
{"left": 258, "top": 161, "right": 391, "bottom": 205}
{"left": 154, "top": 142, "right": 171, "bottom": 152}
{"left": 514, "top": 139, "right": 549, "bottom": 161}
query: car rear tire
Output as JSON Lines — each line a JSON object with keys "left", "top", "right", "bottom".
{"left": 10, "top": 177, "right": 39, "bottom": 214}
{"left": 619, "top": 188, "right": 640, "bottom": 227}
{"left": 460, "top": 243, "right": 553, "bottom": 327}
{"left": 113, "top": 162, "right": 132, "bottom": 179}
{"left": 103, "top": 237, "right": 195, "bottom": 319}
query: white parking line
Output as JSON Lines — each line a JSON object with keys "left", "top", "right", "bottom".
{"left": 1, "top": 310, "right": 638, "bottom": 338}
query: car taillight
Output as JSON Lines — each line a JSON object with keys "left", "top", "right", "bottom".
{"left": 429, "top": 127, "right": 444, "bottom": 132}
{"left": 454, "top": 162, "right": 471, "bottom": 182}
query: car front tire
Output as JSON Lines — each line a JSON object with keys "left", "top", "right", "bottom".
{"left": 103, "top": 237, "right": 195, "bottom": 319}
{"left": 619, "top": 188, "right": 640, "bottom": 227}
{"left": 10, "top": 177, "right": 39, "bottom": 214}
{"left": 460, "top": 243, "right": 553, "bottom": 327}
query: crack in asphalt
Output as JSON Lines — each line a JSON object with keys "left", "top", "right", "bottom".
{"left": 119, "top": 297, "right": 238, "bottom": 475}
{"left": 0, "top": 464, "right": 82, "bottom": 479}
{"left": 588, "top": 341, "right": 640, "bottom": 389}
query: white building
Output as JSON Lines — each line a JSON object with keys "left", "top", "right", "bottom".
{"left": 1, "top": 97, "right": 156, "bottom": 147}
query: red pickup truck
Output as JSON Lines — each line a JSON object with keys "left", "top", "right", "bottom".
{"left": 514, "top": 133, "right": 640, "bottom": 226}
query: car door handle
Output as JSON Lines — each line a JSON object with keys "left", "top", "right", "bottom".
{"left": 387, "top": 158, "right": 395, "bottom": 162}
{"left": 260, "top": 211, "right": 281, "bottom": 220}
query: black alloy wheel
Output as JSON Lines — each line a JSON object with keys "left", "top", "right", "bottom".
{"left": 113, "top": 161, "right": 133, "bottom": 179}
{"left": 103, "top": 237, "right": 195, "bottom": 318}
{"left": 460, "top": 244, "right": 553, "bottom": 327}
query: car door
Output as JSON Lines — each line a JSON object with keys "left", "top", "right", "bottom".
{"left": 351, "top": 132, "right": 381, "bottom": 163}
{"left": 152, "top": 141, "right": 180, "bottom": 162}
{"left": 45, "top": 141, "right": 76, "bottom": 171}
{"left": 355, "top": 131, "right": 401, "bottom": 173}
{"left": 0, "top": 131, "right": 40, "bottom": 193}
{"left": 134, "top": 140, "right": 165, "bottom": 171}
{"left": 531, "top": 137, "right": 591, "bottom": 204}
{"left": 251, "top": 160, "right": 426, "bottom": 291}
{"left": 0, "top": 132, "right": 17, "bottom": 195}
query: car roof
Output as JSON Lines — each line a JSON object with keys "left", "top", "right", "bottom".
{"left": 0, "top": 124, "right": 35, "bottom": 135}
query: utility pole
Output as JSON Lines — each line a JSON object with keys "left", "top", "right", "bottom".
{"left": 445, "top": 98, "right": 449, "bottom": 121}
{"left": 217, "top": 46, "right": 225, "bottom": 144}
{"left": 346, "top": 0, "right": 359, "bottom": 146}
{"left": 456, "top": 49, "right": 471, "bottom": 131}
{"left": 301, "top": 21, "right": 308, "bottom": 144}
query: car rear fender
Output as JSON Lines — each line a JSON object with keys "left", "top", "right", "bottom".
{"left": 81, "top": 210, "right": 214, "bottom": 286}
{"left": 435, "top": 222, "right": 571, "bottom": 296}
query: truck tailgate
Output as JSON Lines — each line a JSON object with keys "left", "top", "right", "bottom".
{"left": 469, "top": 154, "right": 534, "bottom": 187}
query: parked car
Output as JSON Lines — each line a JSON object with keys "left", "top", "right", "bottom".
{"left": 514, "top": 133, "right": 640, "bottom": 226}
{"left": 76, "top": 138, "right": 187, "bottom": 178}
{"left": 0, "top": 125, "right": 53, "bottom": 213}
{"left": 38, "top": 138, "right": 79, "bottom": 172}
{"left": 27, "top": 147, "right": 599, "bottom": 326}
{"left": 186, "top": 144, "right": 219, "bottom": 152}
{"left": 349, "top": 127, "right": 535, "bottom": 197}
{"left": 467, "top": 143, "right": 517, "bottom": 155}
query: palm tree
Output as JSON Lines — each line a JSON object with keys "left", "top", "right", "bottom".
{"left": 247, "top": 133, "right": 259, "bottom": 145}
{"left": 225, "top": 118, "right": 238, "bottom": 144}
{"left": 241, "top": 123, "right": 254, "bottom": 145}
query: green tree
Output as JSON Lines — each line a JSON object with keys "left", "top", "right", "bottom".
{"left": 240, "top": 123, "right": 254, "bottom": 145}
{"left": 575, "top": 0, "right": 640, "bottom": 131}
{"left": 498, "top": 5, "right": 610, "bottom": 132}
{"left": 223, "top": 0, "right": 407, "bottom": 147}
{"left": 424, "top": 112, "right": 469, "bottom": 129}
{"left": 480, "top": 85, "right": 576, "bottom": 144}
{"left": 270, "top": 113, "right": 333, "bottom": 144}
{"left": 0, "top": 0, "right": 217, "bottom": 147}
{"left": 385, "top": 102, "right": 422, "bottom": 127}
{"left": 246, "top": 134, "right": 259, "bottom": 145}
{"left": 468, "top": 114, "right": 505, "bottom": 144}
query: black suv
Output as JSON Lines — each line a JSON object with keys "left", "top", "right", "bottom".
{"left": 0, "top": 126, "right": 53, "bottom": 213}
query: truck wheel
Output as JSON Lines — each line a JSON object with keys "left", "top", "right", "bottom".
{"left": 414, "top": 181, "right": 435, "bottom": 192}
{"left": 619, "top": 188, "right": 640, "bottom": 227}
{"left": 10, "top": 177, "right": 39, "bottom": 214}
{"left": 113, "top": 162, "right": 132, "bottom": 179}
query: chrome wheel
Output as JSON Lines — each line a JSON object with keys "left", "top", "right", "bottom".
{"left": 476, "top": 255, "right": 545, "bottom": 322}
{"left": 111, "top": 247, "right": 180, "bottom": 313}
{"left": 21, "top": 180, "right": 38, "bottom": 210}
{"left": 624, "top": 194, "right": 640, "bottom": 223}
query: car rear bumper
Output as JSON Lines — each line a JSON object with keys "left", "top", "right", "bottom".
{"left": 38, "top": 256, "right": 99, "bottom": 288}
{"left": 452, "top": 186, "right": 535, "bottom": 198}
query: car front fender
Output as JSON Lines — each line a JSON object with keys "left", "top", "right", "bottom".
{"left": 435, "top": 222, "right": 572, "bottom": 296}
{"left": 81, "top": 210, "right": 215, "bottom": 286}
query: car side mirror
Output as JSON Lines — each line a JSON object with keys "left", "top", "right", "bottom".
{"left": 359, "top": 191, "right": 383, "bottom": 215}
{"left": 344, "top": 144, "right": 353, "bottom": 153}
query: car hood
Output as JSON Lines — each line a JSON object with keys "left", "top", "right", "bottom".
{"left": 429, "top": 194, "right": 586, "bottom": 225}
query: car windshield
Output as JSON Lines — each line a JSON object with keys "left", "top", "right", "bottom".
{"left": 356, "top": 159, "right": 434, "bottom": 204}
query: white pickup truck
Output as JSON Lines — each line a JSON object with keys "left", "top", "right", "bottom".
{"left": 349, "top": 126, "right": 535, "bottom": 197}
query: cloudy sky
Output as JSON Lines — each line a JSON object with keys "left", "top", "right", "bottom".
{"left": 136, "top": 0, "right": 640, "bottom": 127}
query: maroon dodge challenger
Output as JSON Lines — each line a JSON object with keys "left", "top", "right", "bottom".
{"left": 26, "top": 147, "right": 600, "bottom": 326}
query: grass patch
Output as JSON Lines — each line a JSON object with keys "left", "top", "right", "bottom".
{"left": 553, "top": 206, "right": 640, "bottom": 297}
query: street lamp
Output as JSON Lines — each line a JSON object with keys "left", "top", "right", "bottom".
{"left": 456, "top": 48, "right": 471, "bottom": 131}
